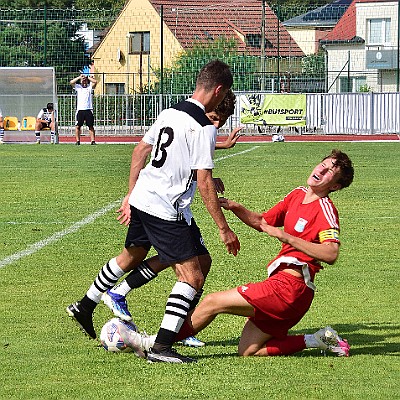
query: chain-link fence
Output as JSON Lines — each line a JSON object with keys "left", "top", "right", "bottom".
{"left": 0, "top": 3, "right": 375, "bottom": 95}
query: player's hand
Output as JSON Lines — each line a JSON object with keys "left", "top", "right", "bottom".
{"left": 213, "top": 177, "right": 225, "bottom": 194}
{"left": 219, "top": 227, "right": 240, "bottom": 256}
{"left": 222, "top": 127, "right": 244, "bottom": 149}
{"left": 260, "top": 219, "right": 285, "bottom": 241}
{"left": 219, "top": 197, "right": 237, "bottom": 210}
{"left": 116, "top": 195, "right": 131, "bottom": 226}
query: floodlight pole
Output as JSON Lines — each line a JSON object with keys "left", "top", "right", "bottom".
{"left": 277, "top": 0, "right": 281, "bottom": 93}
{"left": 160, "top": 5, "right": 164, "bottom": 111}
{"left": 397, "top": 0, "right": 400, "bottom": 91}
{"left": 44, "top": 5, "right": 47, "bottom": 67}
{"left": 261, "top": 0, "right": 266, "bottom": 91}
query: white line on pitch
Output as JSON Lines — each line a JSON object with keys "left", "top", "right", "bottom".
{"left": 0, "top": 199, "right": 122, "bottom": 270}
{"left": 214, "top": 146, "right": 259, "bottom": 162}
{"left": 0, "top": 146, "right": 259, "bottom": 270}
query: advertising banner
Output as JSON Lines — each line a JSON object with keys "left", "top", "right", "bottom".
{"left": 240, "top": 93, "right": 306, "bottom": 126}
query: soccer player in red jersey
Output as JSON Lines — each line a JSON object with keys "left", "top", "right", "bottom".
{"left": 121, "top": 149, "right": 354, "bottom": 358}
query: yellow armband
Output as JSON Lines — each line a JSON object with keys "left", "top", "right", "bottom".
{"left": 319, "top": 228, "right": 339, "bottom": 242}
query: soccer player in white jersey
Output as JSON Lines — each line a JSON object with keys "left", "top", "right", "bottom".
{"left": 35, "top": 102, "right": 56, "bottom": 144}
{"left": 67, "top": 60, "right": 240, "bottom": 363}
{"left": 120, "top": 150, "right": 354, "bottom": 359}
{"left": 100, "top": 89, "right": 242, "bottom": 349}
{"left": 70, "top": 73, "right": 97, "bottom": 145}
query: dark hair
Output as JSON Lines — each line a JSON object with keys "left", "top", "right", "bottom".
{"left": 196, "top": 60, "right": 233, "bottom": 91}
{"left": 214, "top": 89, "right": 236, "bottom": 120}
{"left": 47, "top": 103, "right": 54, "bottom": 110}
{"left": 323, "top": 149, "right": 354, "bottom": 189}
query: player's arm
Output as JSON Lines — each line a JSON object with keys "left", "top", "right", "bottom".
{"left": 215, "top": 127, "right": 243, "bottom": 150}
{"left": 70, "top": 74, "right": 82, "bottom": 87}
{"left": 88, "top": 75, "right": 98, "bottom": 89}
{"left": 36, "top": 110, "right": 44, "bottom": 123}
{"left": 260, "top": 219, "right": 340, "bottom": 264}
{"left": 219, "top": 197, "right": 264, "bottom": 231}
{"left": 197, "top": 170, "right": 240, "bottom": 256}
{"left": 117, "top": 140, "right": 152, "bottom": 225}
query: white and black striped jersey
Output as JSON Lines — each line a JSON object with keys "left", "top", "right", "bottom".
{"left": 130, "top": 98, "right": 217, "bottom": 222}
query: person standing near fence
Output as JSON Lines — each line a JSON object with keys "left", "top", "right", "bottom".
{"left": 70, "top": 73, "right": 97, "bottom": 145}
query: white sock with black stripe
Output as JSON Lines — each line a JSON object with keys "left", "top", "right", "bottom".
{"left": 85, "top": 257, "right": 125, "bottom": 304}
{"left": 153, "top": 281, "right": 197, "bottom": 351}
{"left": 111, "top": 261, "right": 157, "bottom": 296}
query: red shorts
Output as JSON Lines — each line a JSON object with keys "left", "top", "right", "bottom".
{"left": 237, "top": 271, "right": 314, "bottom": 339}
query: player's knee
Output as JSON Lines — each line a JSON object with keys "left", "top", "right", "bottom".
{"left": 199, "top": 254, "right": 212, "bottom": 277}
{"left": 190, "top": 273, "right": 204, "bottom": 291}
{"left": 238, "top": 344, "right": 259, "bottom": 357}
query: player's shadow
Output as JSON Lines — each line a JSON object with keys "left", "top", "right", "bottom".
{"left": 200, "top": 322, "right": 400, "bottom": 358}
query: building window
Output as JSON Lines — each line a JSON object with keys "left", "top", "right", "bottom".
{"left": 367, "top": 18, "right": 391, "bottom": 46}
{"left": 339, "top": 76, "right": 367, "bottom": 93}
{"left": 105, "top": 83, "right": 125, "bottom": 94}
{"left": 129, "top": 32, "right": 150, "bottom": 54}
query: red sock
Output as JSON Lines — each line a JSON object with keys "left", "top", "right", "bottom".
{"left": 266, "top": 335, "right": 306, "bottom": 356}
{"left": 175, "top": 320, "right": 195, "bottom": 342}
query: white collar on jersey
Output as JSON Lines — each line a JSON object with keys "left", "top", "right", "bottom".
{"left": 186, "top": 98, "right": 205, "bottom": 112}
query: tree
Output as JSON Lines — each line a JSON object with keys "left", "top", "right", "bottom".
{"left": 148, "top": 37, "right": 261, "bottom": 95}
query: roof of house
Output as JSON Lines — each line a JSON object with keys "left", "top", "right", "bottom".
{"left": 321, "top": 0, "right": 391, "bottom": 44}
{"left": 147, "top": 0, "right": 304, "bottom": 56}
{"left": 284, "top": 0, "right": 352, "bottom": 28}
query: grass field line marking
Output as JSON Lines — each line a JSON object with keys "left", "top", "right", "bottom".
{"left": 0, "top": 199, "right": 122, "bottom": 270}
{"left": 214, "top": 146, "right": 259, "bottom": 162}
{"left": 0, "top": 147, "right": 258, "bottom": 270}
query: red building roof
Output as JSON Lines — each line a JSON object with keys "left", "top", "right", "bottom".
{"left": 324, "top": 0, "right": 391, "bottom": 42}
{"left": 149, "top": 0, "right": 304, "bottom": 56}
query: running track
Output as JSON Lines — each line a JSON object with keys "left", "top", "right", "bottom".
{"left": 58, "top": 133, "right": 400, "bottom": 144}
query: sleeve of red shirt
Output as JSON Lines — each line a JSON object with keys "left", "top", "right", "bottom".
{"left": 262, "top": 190, "right": 293, "bottom": 227}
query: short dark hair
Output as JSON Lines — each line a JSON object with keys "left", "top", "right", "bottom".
{"left": 47, "top": 102, "right": 53, "bottom": 110}
{"left": 323, "top": 149, "right": 354, "bottom": 189}
{"left": 196, "top": 60, "right": 233, "bottom": 92}
{"left": 214, "top": 89, "right": 236, "bottom": 120}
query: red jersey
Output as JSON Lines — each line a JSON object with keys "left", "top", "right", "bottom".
{"left": 262, "top": 186, "right": 340, "bottom": 276}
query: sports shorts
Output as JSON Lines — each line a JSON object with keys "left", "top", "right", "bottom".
{"left": 75, "top": 109, "right": 94, "bottom": 128}
{"left": 125, "top": 206, "right": 209, "bottom": 265}
{"left": 237, "top": 271, "right": 314, "bottom": 338}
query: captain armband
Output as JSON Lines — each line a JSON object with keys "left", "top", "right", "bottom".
{"left": 319, "top": 228, "right": 339, "bottom": 242}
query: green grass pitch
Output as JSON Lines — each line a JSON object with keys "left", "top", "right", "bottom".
{"left": 0, "top": 142, "right": 399, "bottom": 400}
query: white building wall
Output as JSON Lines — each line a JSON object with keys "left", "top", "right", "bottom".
{"left": 325, "top": 1, "right": 399, "bottom": 93}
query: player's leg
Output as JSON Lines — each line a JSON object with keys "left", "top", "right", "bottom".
{"left": 34, "top": 121, "right": 43, "bottom": 144}
{"left": 67, "top": 206, "right": 151, "bottom": 338}
{"left": 176, "top": 288, "right": 255, "bottom": 342}
{"left": 102, "top": 256, "right": 162, "bottom": 321}
{"left": 247, "top": 326, "right": 350, "bottom": 357}
{"left": 238, "top": 319, "right": 274, "bottom": 356}
{"left": 86, "top": 110, "right": 96, "bottom": 144}
{"left": 50, "top": 121, "right": 56, "bottom": 144}
{"left": 66, "top": 246, "right": 148, "bottom": 339}
{"left": 103, "top": 217, "right": 210, "bottom": 332}
{"left": 147, "top": 257, "right": 203, "bottom": 363}
{"left": 75, "top": 110, "right": 84, "bottom": 145}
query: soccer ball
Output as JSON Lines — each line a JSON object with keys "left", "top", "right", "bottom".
{"left": 100, "top": 318, "right": 137, "bottom": 353}
{"left": 272, "top": 134, "right": 285, "bottom": 142}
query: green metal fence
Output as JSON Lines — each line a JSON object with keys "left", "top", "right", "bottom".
{"left": 0, "top": 4, "right": 349, "bottom": 94}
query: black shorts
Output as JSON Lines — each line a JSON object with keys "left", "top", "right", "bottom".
{"left": 75, "top": 110, "right": 94, "bottom": 128}
{"left": 125, "top": 206, "right": 209, "bottom": 265}
{"left": 40, "top": 122, "right": 51, "bottom": 129}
